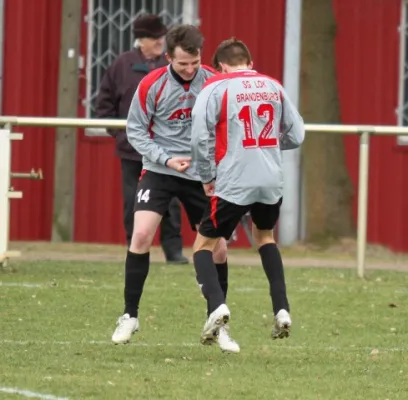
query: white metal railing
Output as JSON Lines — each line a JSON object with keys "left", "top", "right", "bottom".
{"left": 1, "top": 116, "right": 407, "bottom": 277}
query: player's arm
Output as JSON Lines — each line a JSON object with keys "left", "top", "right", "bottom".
{"left": 279, "top": 87, "right": 305, "bottom": 150}
{"left": 126, "top": 79, "right": 171, "bottom": 166}
{"left": 191, "top": 85, "right": 219, "bottom": 185}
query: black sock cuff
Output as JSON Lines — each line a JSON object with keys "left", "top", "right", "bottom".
{"left": 193, "top": 249, "right": 213, "bottom": 262}
{"left": 127, "top": 250, "right": 150, "bottom": 262}
{"left": 215, "top": 261, "right": 228, "bottom": 268}
{"left": 194, "top": 249, "right": 212, "bottom": 256}
{"left": 258, "top": 243, "right": 277, "bottom": 255}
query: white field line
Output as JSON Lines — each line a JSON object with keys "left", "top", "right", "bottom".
{"left": 0, "top": 339, "right": 406, "bottom": 353}
{"left": 0, "top": 387, "right": 68, "bottom": 400}
{"left": 0, "top": 282, "right": 43, "bottom": 288}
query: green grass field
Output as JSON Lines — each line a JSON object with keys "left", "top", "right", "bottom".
{"left": 1, "top": 260, "right": 408, "bottom": 399}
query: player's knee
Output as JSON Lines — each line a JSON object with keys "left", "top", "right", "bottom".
{"left": 130, "top": 227, "right": 154, "bottom": 252}
{"left": 253, "top": 228, "right": 275, "bottom": 249}
{"left": 213, "top": 238, "right": 228, "bottom": 263}
{"left": 193, "top": 233, "right": 219, "bottom": 254}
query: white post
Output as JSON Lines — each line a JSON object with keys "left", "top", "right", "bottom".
{"left": 397, "top": 0, "right": 406, "bottom": 126}
{"left": 280, "top": 0, "right": 303, "bottom": 246}
{"left": 357, "top": 132, "right": 370, "bottom": 278}
{"left": 0, "top": 127, "right": 11, "bottom": 265}
{"left": 182, "top": 0, "right": 197, "bottom": 24}
{"left": 0, "top": 0, "right": 5, "bottom": 114}
{"left": 85, "top": 0, "right": 94, "bottom": 119}
{"left": 397, "top": 1, "right": 408, "bottom": 145}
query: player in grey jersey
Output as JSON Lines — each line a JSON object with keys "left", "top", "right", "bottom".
{"left": 190, "top": 38, "right": 305, "bottom": 346}
{"left": 111, "top": 25, "right": 239, "bottom": 353}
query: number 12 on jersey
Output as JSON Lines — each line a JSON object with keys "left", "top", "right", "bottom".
{"left": 238, "top": 103, "right": 278, "bottom": 148}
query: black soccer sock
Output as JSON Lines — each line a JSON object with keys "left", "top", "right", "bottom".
{"left": 216, "top": 261, "right": 229, "bottom": 299}
{"left": 193, "top": 250, "right": 225, "bottom": 315}
{"left": 123, "top": 251, "right": 150, "bottom": 318}
{"left": 205, "top": 262, "right": 229, "bottom": 316}
{"left": 258, "top": 243, "right": 290, "bottom": 315}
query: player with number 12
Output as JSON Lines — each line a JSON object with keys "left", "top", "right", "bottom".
{"left": 190, "top": 38, "right": 305, "bottom": 346}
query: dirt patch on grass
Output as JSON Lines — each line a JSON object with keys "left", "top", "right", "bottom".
{"left": 5, "top": 239, "right": 408, "bottom": 272}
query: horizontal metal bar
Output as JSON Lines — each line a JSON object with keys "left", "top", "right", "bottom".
{"left": 84, "top": 127, "right": 110, "bottom": 137}
{"left": 10, "top": 169, "right": 43, "bottom": 180}
{"left": 305, "top": 124, "right": 408, "bottom": 134}
{"left": 397, "top": 135, "right": 408, "bottom": 145}
{"left": 1, "top": 116, "right": 408, "bottom": 135}
{"left": 0, "top": 117, "right": 125, "bottom": 129}
{"left": 7, "top": 191, "right": 23, "bottom": 199}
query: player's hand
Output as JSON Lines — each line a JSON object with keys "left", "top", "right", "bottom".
{"left": 166, "top": 157, "right": 191, "bottom": 172}
{"left": 203, "top": 181, "right": 215, "bottom": 197}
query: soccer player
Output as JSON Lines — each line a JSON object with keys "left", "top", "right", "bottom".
{"left": 111, "top": 25, "right": 239, "bottom": 353}
{"left": 95, "top": 13, "right": 188, "bottom": 264}
{"left": 190, "top": 38, "right": 305, "bottom": 346}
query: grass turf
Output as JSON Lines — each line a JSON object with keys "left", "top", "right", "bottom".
{"left": 1, "top": 260, "right": 408, "bottom": 399}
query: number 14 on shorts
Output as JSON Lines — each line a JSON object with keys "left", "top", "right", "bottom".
{"left": 137, "top": 189, "right": 150, "bottom": 203}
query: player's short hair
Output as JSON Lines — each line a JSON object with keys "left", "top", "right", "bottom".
{"left": 166, "top": 24, "right": 204, "bottom": 57}
{"left": 212, "top": 38, "right": 252, "bottom": 70}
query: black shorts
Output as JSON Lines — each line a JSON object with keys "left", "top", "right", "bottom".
{"left": 199, "top": 197, "right": 283, "bottom": 240}
{"left": 134, "top": 170, "right": 208, "bottom": 230}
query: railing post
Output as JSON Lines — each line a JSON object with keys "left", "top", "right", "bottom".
{"left": 0, "top": 124, "right": 12, "bottom": 267}
{"left": 357, "top": 131, "right": 371, "bottom": 278}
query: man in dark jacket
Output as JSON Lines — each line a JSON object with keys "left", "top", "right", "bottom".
{"left": 95, "top": 14, "right": 188, "bottom": 264}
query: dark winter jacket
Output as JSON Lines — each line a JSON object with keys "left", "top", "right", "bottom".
{"left": 95, "top": 47, "right": 168, "bottom": 160}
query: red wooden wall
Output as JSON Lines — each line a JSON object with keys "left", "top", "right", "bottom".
{"left": 198, "top": 0, "right": 285, "bottom": 77}
{"left": 333, "top": 0, "right": 407, "bottom": 252}
{"left": 73, "top": 0, "right": 125, "bottom": 244}
{"left": 2, "top": 0, "right": 61, "bottom": 240}
{"left": 3, "top": 0, "right": 407, "bottom": 252}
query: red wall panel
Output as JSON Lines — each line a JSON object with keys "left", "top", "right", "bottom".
{"left": 73, "top": 141, "right": 124, "bottom": 243}
{"left": 333, "top": 0, "right": 407, "bottom": 251}
{"left": 2, "top": 0, "right": 62, "bottom": 240}
{"left": 199, "top": 0, "right": 285, "bottom": 79}
{"left": 5, "top": 0, "right": 407, "bottom": 252}
{"left": 73, "top": 0, "right": 287, "bottom": 247}
{"left": 73, "top": 0, "right": 128, "bottom": 244}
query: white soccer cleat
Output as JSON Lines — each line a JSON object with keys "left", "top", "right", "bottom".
{"left": 200, "top": 304, "right": 230, "bottom": 345}
{"left": 272, "top": 309, "right": 291, "bottom": 339}
{"left": 112, "top": 313, "right": 139, "bottom": 344}
{"left": 218, "top": 325, "right": 240, "bottom": 353}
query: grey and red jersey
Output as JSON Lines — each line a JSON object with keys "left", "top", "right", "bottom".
{"left": 191, "top": 69, "right": 305, "bottom": 206}
{"left": 126, "top": 64, "right": 215, "bottom": 180}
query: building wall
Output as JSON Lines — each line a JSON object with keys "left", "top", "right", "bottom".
{"left": 73, "top": 0, "right": 126, "bottom": 244}
{"left": 2, "top": 0, "right": 62, "bottom": 240}
{"left": 333, "top": 0, "right": 407, "bottom": 251}
{"left": 3, "top": 0, "right": 407, "bottom": 251}
{"left": 198, "top": 0, "right": 285, "bottom": 77}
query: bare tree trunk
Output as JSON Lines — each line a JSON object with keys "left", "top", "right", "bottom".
{"left": 300, "top": 0, "right": 354, "bottom": 241}
{"left": 52, "top": 0, "right": 82, "bottom": 241}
